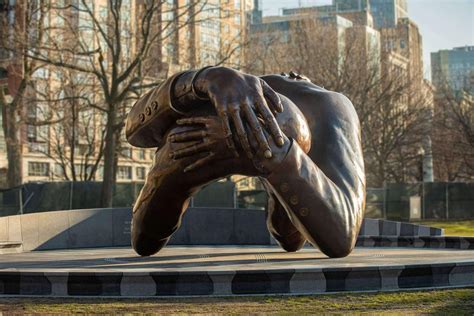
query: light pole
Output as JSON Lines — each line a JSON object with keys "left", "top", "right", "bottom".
{"left": 417, "top": 146, "right": 425, "bottom": 219}
{"left": 417, "top": 147, "right": 425, "bottom": 182}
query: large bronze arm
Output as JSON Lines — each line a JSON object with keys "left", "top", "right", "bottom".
{"left": 125, "top": 67, "right": 285, "bottom": 158}
{"left": 258, "top": 75, "right": 366, "bottom": 258}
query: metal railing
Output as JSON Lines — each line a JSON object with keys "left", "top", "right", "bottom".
{"left": 1, "top": 181, "right": 473, "bottom": 220}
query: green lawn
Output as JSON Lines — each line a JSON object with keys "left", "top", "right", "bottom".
{"left": 0, "top": 289, "right": 473, "bottom": 314}
{"left": 417, "top": 220, "right": 474, "bottom": 236}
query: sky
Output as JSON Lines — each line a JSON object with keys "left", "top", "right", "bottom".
{"left": 261, "top": 0, "right": 474, "bottom": 80}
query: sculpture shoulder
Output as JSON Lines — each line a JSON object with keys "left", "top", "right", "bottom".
{"left": 260, "top": 74, "right": 360, "bottom": 131}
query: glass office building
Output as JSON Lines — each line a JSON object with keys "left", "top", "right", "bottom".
{"left": 431, "top": 46, "right": 474, "bottom": 94}
{"left": 333, "top": 0, "right": 407, "bottom": 28}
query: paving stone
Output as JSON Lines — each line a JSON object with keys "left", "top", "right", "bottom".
{"left": 20, "top": 273, "right": 51, "bottom": 295}
{"left": 266, "top": 269, "right": 294, "bottom": 294}
{"left": 208, "top": 271, "right": 235, "bottom": 295}
{"left": 379, "top": 220, "right": 398, "bottom": 236}
{"left": 150, "top": 272, "right": 180, "bottom": 296}
{"left": 361, "top": 218, "right": 379, "bottom": 236}
{"left": 0, "top": 272, "right": 20, "bottom": 295}
{"left": 431, "top": 264, "right": 455, "bottom": 287}
{"left": 449, "top": 263, "right": 474, "bottom": 286}
{"left": 380, "top": 266, "right": 404, "bottom": 290}
{"left": 323, "top": 268, "right": 351, "bottom": 292}
{"left": 68, "top": 273, "right": 122, "bottom": 296}
{"left": 121, "top": 273, "right": 156, "bottom": 296}
{"left": 232, "top": 270, "right": 271, "bottom": 294}
{"left": 398, "top": 265, "right": 433, "bottom": 288}
{"left": 290, "top": 269, "right": 326, "bottom": 294}
{"left": 345, "top": 267, "right": 381, "bottom": 291}
{"left": 45, "top": 273, "right": 69, "bottom": 296}
{"left": 176, "top": 272, "right": 213, "bottom": 295}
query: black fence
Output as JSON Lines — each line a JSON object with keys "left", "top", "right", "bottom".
{"left": 1, "top": 181, "right": 473, "bottom": 220}
{"left": 0, "top": 179, "right": 267, "bottom": 217}
{"left": 365, "top": 182, "right": 474, "bottom": 221}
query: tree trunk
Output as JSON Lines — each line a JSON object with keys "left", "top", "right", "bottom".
{"left": 100, "top": 110, "right": 118, "bottom": 207}
{"left": 0, "top": 90, "right": 22, "bottom": 188}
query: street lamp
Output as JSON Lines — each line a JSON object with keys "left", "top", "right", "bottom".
{"left": 417, "top": 146, "right": 425, "bottom": 219}
{"left": 417, "top": 146, "right": 425, "bottom": 182}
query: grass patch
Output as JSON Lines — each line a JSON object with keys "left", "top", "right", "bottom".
{"left": 417, "top": 220, "right": 474, "bottom": 236}
{"left": 0, "top": 288, "right": 472, "bottom": 314}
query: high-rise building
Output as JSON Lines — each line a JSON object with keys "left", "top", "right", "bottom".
{"left": 380, "top": 17, "right": 423, "bottom": 83}
{"left": 431, "top": 46, "right": 474, "bottom": 94}
{"left": 368, "top": 0, "right": 407, "bottom": 29}
{"left": 333, "top": 0, "right": 369, "bottom": 12}
{"left": 281, "top": 0, "right": 407, "bottom": 29}
{"left": 247, "top": 5, "right": 381, "bottom": 82}
{"left": 160, "top": 0, "right": 253, "bottom": 73}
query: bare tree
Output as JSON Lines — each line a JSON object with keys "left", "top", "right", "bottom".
{"left": 25, "top": 0, "right": 222, "bottom": 206}
{"left": 34, "top": 67, "right": 105, "bottom": 182}
{"left": 245, "top": 16, "right": 432, "bottom": 186}
{"left": 432, "top": 84, "right": 474, "bottom": 181}
{"left": 0, "top": 0, "right": 50, "bottom": 187}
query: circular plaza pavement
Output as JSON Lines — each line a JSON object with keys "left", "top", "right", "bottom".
{"left": 0, "top": 245, "right": 473, "bottom": 297}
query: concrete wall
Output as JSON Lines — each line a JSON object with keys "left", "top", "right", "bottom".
{"left": 0, "top": 208, "right": 443, "bottom": 251}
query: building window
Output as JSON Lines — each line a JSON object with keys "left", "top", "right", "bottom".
{"left": 234, "top": 13, "right": 241, "bottom": 25}
{"left": 400, "top": 40, "right": 406, "bottom": 49}
{"left": 28, "top": 162, "right": 50, "bottom": 177}
{"left": 0, "top": 67, "right": 7, "bottom": 79}
{"left": 136, "top": 167, "right": 146, "bottom": 180}
{"left": 121, "top": 147, "right": 132, "bottom": 158}
{"left": 117, "top": 166, "right": 132, "bottom": 180}
{"left": 54, "top": 163, "right": 65, "bottom": 178}
{"left": 138, "top": 149, "right": 146, "bottom": 160}
{"left": 97, "top": 165, "right": 104, "bottom": 179}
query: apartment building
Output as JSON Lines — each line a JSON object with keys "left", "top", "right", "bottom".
{"left": 248, "top": 4, "right": 381, "bottom": 80}
{"left": 0, "top": 0, "right": 253, "bottom": 187}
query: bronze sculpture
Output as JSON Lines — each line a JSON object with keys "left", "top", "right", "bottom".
{"left": 125, "top": 66, "right": 366, "bottom": 258}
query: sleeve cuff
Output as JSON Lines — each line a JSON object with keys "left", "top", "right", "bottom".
{"left": 125, "top": 71, "right": 187, "bottom": 148}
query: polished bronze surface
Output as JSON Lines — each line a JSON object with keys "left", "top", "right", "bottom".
{"left": 126, "top": 66, "right": 366, "bottom": 258}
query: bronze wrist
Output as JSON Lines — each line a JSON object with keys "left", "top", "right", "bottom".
{"left": 191, "top": 66, "right": 214, "bottom": 100}
{"left": 171, "top": 66, "right": 214, "bottom": 113}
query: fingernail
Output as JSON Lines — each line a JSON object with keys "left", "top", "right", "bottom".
{"left": 169, "top": 153, "right": 174, "bottom": 159}
{"left": 264, "top": 149, "right": 272, "bottom": 159}
{"left": 184, "top": 166, "right": 191, "bottom": 172}
{"left": 247, "top": 152, "right": 253, "bottom": 159}
{"left": 277, "top": 137, "right": 284, "bottom": 146}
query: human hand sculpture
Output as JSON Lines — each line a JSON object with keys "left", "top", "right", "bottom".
{"left": 192, "top": 67, "right": 286, "bottom": 159}
{"left": 169, "top": 115, "right": 291, "bottom": 176}
{"left": 168, "top": 117, "right": 240, "bottom": 173}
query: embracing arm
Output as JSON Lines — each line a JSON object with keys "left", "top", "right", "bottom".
{"left": 125, "top": 71, "right": 203, "bottom": 148}
{"left": 259, "top": 87, "right": 366, "bottom": 258}
{"left": 131, "top": 122, "right": 248, "bottom": 256}
{"left": 126, "top": 67, "right": 284, "bottom": 157}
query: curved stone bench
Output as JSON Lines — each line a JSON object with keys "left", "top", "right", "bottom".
{"left": 0, "top": 207, "right": 444, "bottom": 252}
